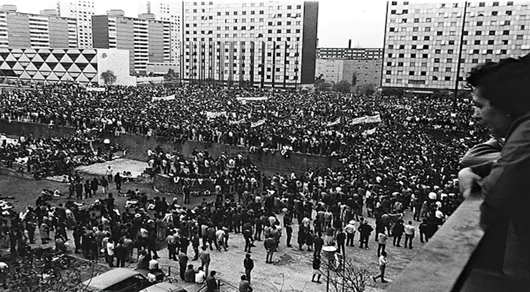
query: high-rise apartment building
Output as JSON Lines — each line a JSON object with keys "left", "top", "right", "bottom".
{"left": 315, "top": 57, "right": 382, "bottom": 88}
{"left": 317, "top": 48, "right": 383, "bottom": 60}
{"left": 57, "top": 0, "right": 95, "bottom": 48}
{"left": 0, "top": 5, "right": 77, "bottom": 49}
{"left": 92, "top": 11, "right": 171, "bottom": 74}
{"left": 383, "top": 1, "right": 530, "bottom": 91}
{"left": 181, "top": 1, "right": 318, "bottom": 87}
{"left": 139, "top": 1, "right": 182, "bottom": 65}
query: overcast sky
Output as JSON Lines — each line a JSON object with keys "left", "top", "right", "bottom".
{"left": 0, "top": 0, "right": 465, "bottom": 48}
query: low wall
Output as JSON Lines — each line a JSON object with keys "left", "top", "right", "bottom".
{"left": 0, "top": 120, "right": 340, "bottom": 176}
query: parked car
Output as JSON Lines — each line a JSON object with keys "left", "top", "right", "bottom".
{"left": 82, "top": 268, "right": 187, "bottom": 292}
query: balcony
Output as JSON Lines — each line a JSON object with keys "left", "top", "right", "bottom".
{"left": 388, "top": 196, "right": 530, "bottom": 292}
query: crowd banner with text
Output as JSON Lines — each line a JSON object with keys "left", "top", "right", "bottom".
{"left": 251, "top": 119, "right": 267, "bottom": 128}
{"left": 152, "top": 94, "right": 176, "bottom": 101}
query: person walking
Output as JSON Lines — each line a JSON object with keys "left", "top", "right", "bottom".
{"left": 404, "top": 221, "right": 415, "bottom": 249}
{"left": 392, "top": 220, "right": 404, "bottom": 247}
{"left": 114, "top": 172, "right": 122, "bottom": 194}
{"left": 377, "top": 231, "right": 388, "bottom": 257}
{"left": 199, "top": 245, "right": 211, "bottom": 276}
{"left": 344, "top": 220, "right": 356, "bottom": 247}
{"left": 311, "top": 255, "right": 322, "bottom": 283}
{"left": 372, "top": 251, "right": 388, "bottom": 283}
{"left": 358, "top": 221, "right": 373, "bottom": 249}
{"left": 178, "top": 251, "right": 189, "bottom": 281}
{"left": 264, "top": 235, "right": 277, "bottom": 263}
{"left": 243, "top": 253, "right": 254, "bottom": 283}
{"left": 336, "top": 228, "right": 346, "bottom": 255}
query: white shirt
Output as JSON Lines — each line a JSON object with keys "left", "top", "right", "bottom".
{"left": 404, "top": 224, "right": 415, "bottom": 236}
{"left": 195, "top": 270, "right": 206, "bottom": 283}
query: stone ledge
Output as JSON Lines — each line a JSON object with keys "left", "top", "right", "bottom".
{"left": 387, "top": 198, "right": 484, "bottom": 292}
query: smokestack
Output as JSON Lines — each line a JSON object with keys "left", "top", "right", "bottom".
{"left": 348, "top": 39, "right": 352, "bottom": 49}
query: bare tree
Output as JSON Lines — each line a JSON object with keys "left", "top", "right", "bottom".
{"left": 320, "top": 255, "right": 371, "bottom": 292}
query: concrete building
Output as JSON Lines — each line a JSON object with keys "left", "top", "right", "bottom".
{"left": 180, "top": 1, "right": 318, "bottom": 87}
{"left": 0, "top": 5, "right": 77, "bottom": 49}
{"left": 57, "top": 0, "right": 95, "bottom": 49}
{"left": 92, "top": 11, "right": 171, "bottom": 74}
{"left": 383, "top": 1, "right": 530, "bottom": 91}
{"left": 0, "top": 47, "right": 135, "bottom": 85}
{"left": 317, "top": 47, "right": 383, "bottom": 59}
{"left": 139, "top": 1, "right": 182, "bottom": 65}
{"left": 315, "top": 58, "right": 382, "bottom": 89}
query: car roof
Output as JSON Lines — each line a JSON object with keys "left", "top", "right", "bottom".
{"left": 142, "top": 282, "right": 187, "bottom": 292}
{"left": 82, "top": 268, "right": 144, "bottom": 290}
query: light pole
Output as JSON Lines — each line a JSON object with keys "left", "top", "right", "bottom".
{"left": 322, "top": 246, "right": 337, "bottom": 292}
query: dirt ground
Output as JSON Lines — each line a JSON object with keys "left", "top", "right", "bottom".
{"left": 0, "top": 158, "right": 426, "bottom": 292}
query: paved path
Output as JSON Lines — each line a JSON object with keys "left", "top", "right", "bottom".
{"left": 9, "top": 203, "right": 427, "bottom": 292}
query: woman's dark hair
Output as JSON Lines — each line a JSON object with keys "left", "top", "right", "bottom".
{"left": 467, "top": 53, "right": 530, "bottom": 119}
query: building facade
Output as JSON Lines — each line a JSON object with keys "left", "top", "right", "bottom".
{"left": 57, "top": 0, "right": 95, "bottom": 49}
{"left": 139, "top": 1, "right": 182, "bottom": 65}
{"left": 92, "top": 11, "right": 171, "bottom": 74}
{"left": 0, "top": 48, "right": 135, "bottom": 85}
{"left": 0, "top": 5, "right": 77, "bottom": 50}
{"left": 317, "top": 47, "right": 383, "bottom": 59}
{"left": 315, "top": 58, "right": 382, "bottom": 89}
{"left": 383, "top": 1, "right": 530, "bottom": 91}
{"left": 180, "top": 1, "right": 318, "bottom": 87}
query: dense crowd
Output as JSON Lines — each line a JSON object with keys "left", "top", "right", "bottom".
{"left": 0, "top": 83, "right": 487, "bottom": 158}
{"left": 0, "top": 82, "right": 489, "bottom": 290}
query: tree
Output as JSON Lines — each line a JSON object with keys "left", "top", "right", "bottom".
{"left": 3, "top": 249, "right": 98, "bottom": 292}
{"left": 356, "top": 83, "right": 377, "bottom": 96}
{"left": 320, "top": 255, "right": 372, "bottom": 292}
{"left": 351, "top": 72, "right": 357, "bottom": 87}
{"left": 164, "top": 69, "right": 178, "bottom": 81}
{"left": 333, "top": 80, "right": 351, "bottom": 93}
{"left": 101, "top": 70, "right": 117, "bottom": 85}
{"left": 314, "top": 79, "right": 332, "bottom": 92}
{"left": 382, "top": 88, "right": 404, "bottom": 98}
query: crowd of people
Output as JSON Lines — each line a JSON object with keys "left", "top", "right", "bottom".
{"left": 0, "top": 133, "right": 105, "bottom": 179}
{"left": 0, "top": 80, "right": 494, "bottom": 290}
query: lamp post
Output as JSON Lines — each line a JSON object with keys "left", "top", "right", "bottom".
{"left": 322, "top": 246, "right": 337, "bottom": 292}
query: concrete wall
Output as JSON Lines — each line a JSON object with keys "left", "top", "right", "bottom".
{"left": 97, "top": 49, "right": 136, "bottom": 86}
{"left": 0, "top": 120, "right": 340, "bottom": 176}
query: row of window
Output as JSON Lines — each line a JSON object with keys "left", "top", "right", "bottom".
{"left": 385, "top": 54, "right": 508, "bottom": 68}
{"left": 186, "top": 28, "right": 300, "bottom": 34}
{"left": 185, "top": 36, "right": 300, "bottom": 41}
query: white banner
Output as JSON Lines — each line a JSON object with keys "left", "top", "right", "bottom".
{"left": 236, "top": 96, "right": 269, "bottom": 101}
{"left": 251, "top": 119, "right": 267, "bottom": 128}
{"left": 326, "top": 117, "right": 341, "bottom": 127}
{"left": 205, "top": 111, "right": 227, "bottom": 119}
{"left": 362, "top": 128, "right": 377, "bottom": 136}
{"left": 86, "top": 87, "right": 105, "bottom": 92}
{"left": 229, "top": 119, "right": 246, "bottom": 125}
{"left": 350, "top": 113, "right": 381, "bottom": 125}
{"left": 152, "top": 94, "right": 176, "bottom": 101}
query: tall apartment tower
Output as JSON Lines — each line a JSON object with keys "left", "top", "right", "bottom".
{"left": 0, "top": 5, "right": 77, "bottom": 49}
{"left": 92, "top": 10, "right": 171, "bottom": 74}
{"left": 382, "top": 1, "right": 530, "bottom": 91}
{"left": 57, "top": 0, "right": 95, "bottom": 48}
{"left": 181, "top": 1, "right": 318, "bottom": 87}
{"left": 139, "top": 1, "right": 182, "bottom": 65}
